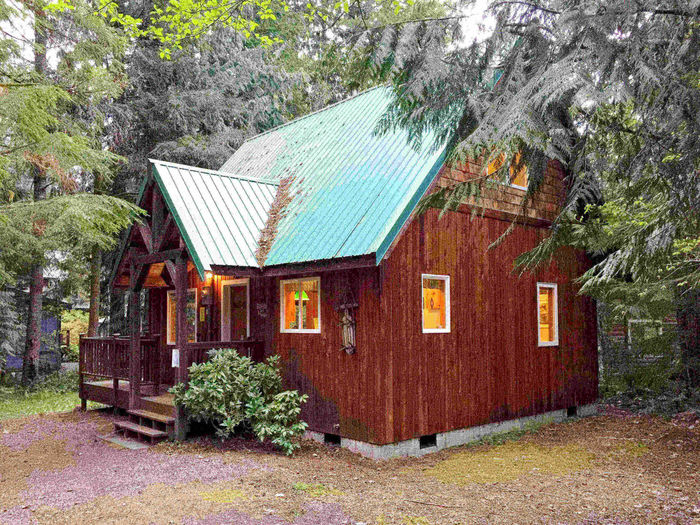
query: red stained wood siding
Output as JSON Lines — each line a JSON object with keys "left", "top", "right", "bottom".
{"left": 379, "top": 208, "right": 597, "bottom": 443}
{"left": 269, "top": 269, "right": 391, "bottom": 444}
{"left": 269, "top": 208, "right": 597, "bottom": 445}
{"left": 437, "top": 159, "right": 567, "bottom": 222}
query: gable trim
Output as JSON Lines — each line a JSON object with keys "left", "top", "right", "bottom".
{"left": 150, "top": 162, "right": 207, "bottom": 280}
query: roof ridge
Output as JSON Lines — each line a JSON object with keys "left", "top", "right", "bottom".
{"left": 149, "top": 158, "right": 279, "bottom": 186}
{"left": 237, "top": 85, "right": 389, "bottom": 145}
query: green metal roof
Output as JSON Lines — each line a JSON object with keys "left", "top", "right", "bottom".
{"left": 219, "top": 86, "right": 447, "bottom": 266}
{"left": 150, "top": 159, "right": 278, "bottom": 277}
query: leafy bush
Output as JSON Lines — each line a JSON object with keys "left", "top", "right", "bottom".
{"left": 61, "top": 310, "right": 89, "bottom": 346}
{"left": 62, "top": 344, "right": 80, "bottom": 363}
{"left": 170, "top": 348, "right": 308, "bottom": 455}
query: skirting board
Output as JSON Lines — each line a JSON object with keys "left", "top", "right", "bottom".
{"left": 305, "top": 403, "right": 598, "bottom": 460}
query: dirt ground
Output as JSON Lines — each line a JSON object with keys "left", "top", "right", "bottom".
{"left": 0, "top": 407, "right": 698, "bottom": 524}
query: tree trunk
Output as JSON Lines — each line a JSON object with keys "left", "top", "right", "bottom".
{"left": 21, "top": 7, "right": 48, "bottom": 386}
{"left": 676, "top": 287, "right": 700, "bottom": 389}
{"left": 21, "top": 267, "right": 43, "bottom": 385}
{"left": 87, "top": 249, "right": 101, "bottom": 336}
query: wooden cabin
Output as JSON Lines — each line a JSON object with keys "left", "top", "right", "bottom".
{"left": 81, "top": 87, "right": 598, "bottom": 456}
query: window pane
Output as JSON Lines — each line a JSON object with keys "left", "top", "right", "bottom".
{"left": 300, "top": 279, "right": 319, "bottom": 330}
{"left": 539, "top": 287, "right": 555, "bottom": 342}
{"left": 423, "top": 278, "right": 447, "bottom": 330}
{"left": 168, "top": 292, "right": 176, "bottom": 343}
{"left": 487, "top": 152, "right": 506, "bottom": 175}
{"left": 283, "top": 282, "right": 300, "bottom": 330}
{"left": 510, "top": 152, "right": 528, "bottom": 187}
{"left": 186, "top": 290, "right": 197, "bottom": 343}
{"left": 168, "top": 290, "right": 197, "bottom": 343}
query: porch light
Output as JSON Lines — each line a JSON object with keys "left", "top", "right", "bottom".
{"left": 204, "top": 271, "right": 213, "bottom": 282}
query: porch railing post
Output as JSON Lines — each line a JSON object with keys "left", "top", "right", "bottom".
{"left": 78, "top": 333, "right": 86, "bottom": 411}
{"left": 175, "top": 254, "right": 189, "bottom": 440}
{"left": 128, "top": 263, "right": 143, "bottom": 411}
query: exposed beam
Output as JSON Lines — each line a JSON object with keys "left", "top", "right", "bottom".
{"left": 136, "top": 222, "right": 153, "bottom": 253}
{"left": 163, "top": 260, "right": 176, "bottom": 286}
{"left": 210, "top": 255, "right": 376, "bottom": 278}
{"left": 209, "top": 265, "right": 262, "bottom": 277}
{"left": 134, "top": 248, "right": 186, "bottom": 266}
{"left": 155, "top": 213, "right": 175, "bottom": 252}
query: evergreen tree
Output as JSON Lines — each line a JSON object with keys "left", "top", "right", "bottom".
{"left": 0, "top": 0, "right": 142, "bottom": 384}
{"left": 357, "top": 0, "right": 699, "bottom": 385}
{"left": 108, "top": 27, "right": 301, "bottom": 191}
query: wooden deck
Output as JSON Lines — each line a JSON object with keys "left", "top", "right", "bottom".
{"left": 82, "top": 379, "right": 169, "bottom": 410}
{"left": 79, "top": 335, "right": 262, "bottom": 418}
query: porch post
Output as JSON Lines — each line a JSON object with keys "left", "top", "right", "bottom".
{"left": 128, "top": 263, "right": 143, "bottom": 410}
{"left": 78, "top": 333, "right": 86, "bottom": 411}
{"left": 175, "top": 254, "right": 189, "bottom": 440}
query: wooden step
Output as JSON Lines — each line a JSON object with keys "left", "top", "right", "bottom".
{"left": 114, "top": 420, "right": 168, "bottom": 443}
{"left": 128, "top": 409, "right": 175, "bottom": 425}
{"left": 139, "top": 395, "right": 176, "bottom": 417}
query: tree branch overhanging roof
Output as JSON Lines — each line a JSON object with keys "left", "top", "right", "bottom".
{"left": 219, "top": 86, "right": 447, "bottom": 267}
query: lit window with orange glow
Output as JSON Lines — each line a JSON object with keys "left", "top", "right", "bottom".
{"left": 487, "top": 151, "right": 528, "bottom": 189}
{"left": 280, "top": 277, "right": 321, "bottom": 333}
{"left": 537, "top": 283, "right": 558, "bottom": 346}
{"left": 422, "top": 274, "right": 450, "bottom": 333}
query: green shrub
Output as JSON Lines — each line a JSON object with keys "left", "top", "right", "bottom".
{"left": 62, "top": 343, "right": 80, "bottom": 362}
{"left": 170, "top": 348, "right": 308, "bottom": 455}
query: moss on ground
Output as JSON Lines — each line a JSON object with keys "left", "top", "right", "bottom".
{"left": 425, "top": 441, "right": 595, "bottom": 485}
{"left": 199, "top": 488, "right": 248, "bottom": 503}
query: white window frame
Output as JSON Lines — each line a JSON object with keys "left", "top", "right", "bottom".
{"left": 280, "top": 277, "right": 321, "bottom": 334}
{"left": 220, "top": 278, "right": 250, "bottom": 341}
{"left": 421, "top": 274, "right": 451, "bottom": 334}
{"left": 510, "top": 179, "right": 528, "bottom": 191}
{"left": 166, "top": 288, "right": 198, "bottom": 345}
{"left": 537, "top": 282, "right": 559, "bottom": 347}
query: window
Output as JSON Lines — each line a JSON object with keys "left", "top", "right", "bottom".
{"left": 221, "top": 279, "right": 249, "bottom": 341}
{"left": 422, "top": 274, "right": 450, "bottom": 333}
{"left": 537, "top": 283, "right": 558, "bottom": 346}
{"left": 280, "top": 277, "right": 321, "bottom": 333}
{"left": 487, "top": 152, "right": 529, "bottom": 190}
{"left": 167, "top": 288, "right": 197, "bottom": 344}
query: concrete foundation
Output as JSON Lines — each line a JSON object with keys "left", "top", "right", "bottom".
{"left": 305, "top": 403, "right": 598, "bottom": 460}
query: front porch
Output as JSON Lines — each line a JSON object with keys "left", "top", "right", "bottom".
{"left": 79, "top": 335, "right": 265, "bottom": 414}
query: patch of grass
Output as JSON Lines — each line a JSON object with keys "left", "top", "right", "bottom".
{"left": 401, "top": 516, "right": 432, "bottom": 525}
{"left": 0, "top": 371, "right": 102, "bottom": 420}
{"left": 292, "top": 482, "right": 343, "bottom": 497}
{"left": 425, "top": 441, "right": 595, "bottom": 485}
{"left": 0, "top": 390, "right": 81, "bottom": 420}
{"left": 199, "top": 488, "right": 247, "bottom": 503}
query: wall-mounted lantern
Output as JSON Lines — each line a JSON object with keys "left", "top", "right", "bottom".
{"left": 339, "top": 308, "right": 356, "bottom": 355}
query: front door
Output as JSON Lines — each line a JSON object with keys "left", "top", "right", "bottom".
{"left": 221, "top": 280, "right": 249, "bottom": 341}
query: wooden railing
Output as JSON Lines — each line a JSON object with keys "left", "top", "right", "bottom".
{"left": 80, "top": 335, "right": 265, "bottom": 393}
{"left": 79, "top": 335, "right": 160, "bottom": 382}
{"left": 186, "top": 340, "right": 265, "bottom": 368}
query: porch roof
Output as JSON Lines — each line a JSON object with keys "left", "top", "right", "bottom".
{"left": 149, "top": 159, "right": 278, "bottom": 275}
